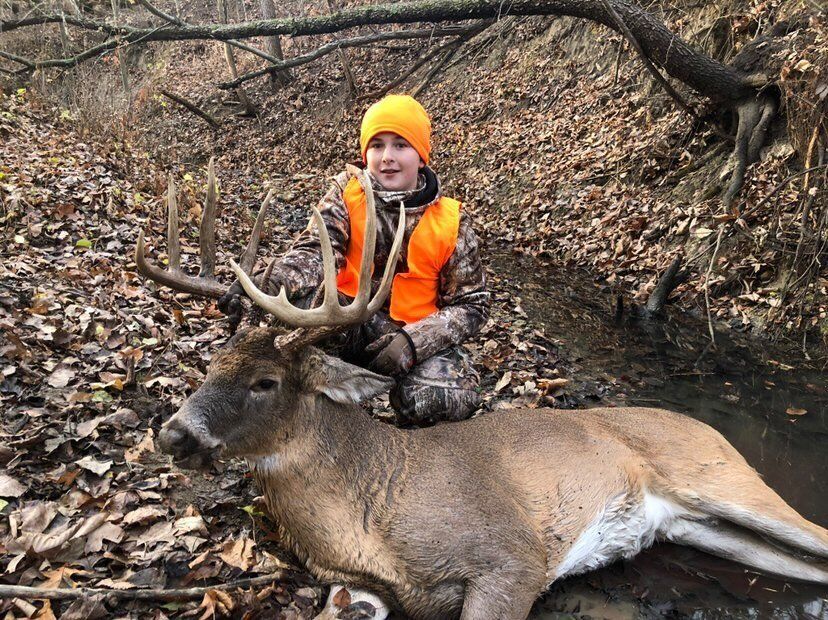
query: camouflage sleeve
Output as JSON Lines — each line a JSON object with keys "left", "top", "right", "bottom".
{"left": 403, "top": 213, "right": 490, "bottom": 361}
{"left": 253, "top": 173, "right": 350, "bottom": 301}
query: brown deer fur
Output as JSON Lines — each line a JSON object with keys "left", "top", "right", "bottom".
{"left": 159, "top": 327, "right": 828, "bottom": 620}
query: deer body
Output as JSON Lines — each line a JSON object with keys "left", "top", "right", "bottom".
{"left": 173, "top": 340, "right": 824, "bottom": 619}
{"left": 141, "top": 167, "right": 827, "bottom": 619}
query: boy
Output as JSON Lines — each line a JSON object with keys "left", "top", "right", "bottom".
{"left": 220, "top": 94, "right": 489, "bottom": 425}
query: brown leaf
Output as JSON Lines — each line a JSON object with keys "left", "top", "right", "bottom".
{"left": 122, "top": 505, "right": 167, "bottom": 526}
{"left": 0, "top": 473, "right": 27, "bottom": 497}
{"left": 46, "top": 364, "right": 75, "bottom": 388}
{"left": 197, "top": 589, "right": 234, "bottom": 620}
{"left": 75, "top": 456, "right": 113, "bottom": 476}
{"left": 124, "top": 428, "right": 155, "bottom": 462}
{"left": 219, "top": 537, "right": 255, "bottom": 571}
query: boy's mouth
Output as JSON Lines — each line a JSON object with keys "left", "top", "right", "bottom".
{"left": 380, "top": 169, "right": 400, "bottom": 175}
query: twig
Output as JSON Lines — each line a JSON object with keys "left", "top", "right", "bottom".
{"left": 360, "top": 38, "right": 458, "bottom": 100}
{"left": 159, "top": 89, "right": 220, "bottom": 128}
{"left": 703, "top": 227, "right": 725, "bottom": 344}
{"left": 738, "top": 164, "right": 828, "bottom": 223}
{"left": 413, "top": 39, "right": 461, "bottom": 97}
{"left": 0, "top": 572, "right": 288, "bottom": 602}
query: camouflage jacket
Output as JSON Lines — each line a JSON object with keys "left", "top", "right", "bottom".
{"left": 255, "top": 166, "right": 489, "bottom": 361}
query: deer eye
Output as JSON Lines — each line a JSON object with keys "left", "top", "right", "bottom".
{"left": 252, "top": 378, "right": 277, "bottom": 392}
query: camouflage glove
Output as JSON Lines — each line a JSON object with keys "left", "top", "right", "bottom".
{"left": 217, "top": 270, "right": 289, "bottom": 330}
{"left": 366, "top": 331, "right": 417, "bottom": 377}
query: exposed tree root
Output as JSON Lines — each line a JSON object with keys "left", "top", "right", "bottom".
{"left": 722, "top": 93, "right": 777, "bottom": 209}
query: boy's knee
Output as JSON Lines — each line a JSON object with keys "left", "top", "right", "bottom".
{"left": 390, "top": 382, "right": 480, "bottom": 425}
{"left": 389, "top": 346, "right": 480, "bottom": 425}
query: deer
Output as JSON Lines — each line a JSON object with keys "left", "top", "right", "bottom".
{"left": 136, "top": 161, "right": 828, "bottom": 620}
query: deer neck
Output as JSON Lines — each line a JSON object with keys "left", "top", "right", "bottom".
{"left": 250, "top": 394, "right": 406, "bottom": 513}
{"left": 249, "top": 396, "right": 407, "bottom": 580}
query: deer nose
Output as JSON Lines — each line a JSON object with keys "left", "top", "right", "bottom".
{"left": 158, "top": 425, "right": 188, "bottom": 454}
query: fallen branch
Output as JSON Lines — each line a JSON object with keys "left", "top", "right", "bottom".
{"left": 0, "top": 572, "right": 289, "bottom": 602}
{"left": 413, "top": 38, "right": 463, "bottom": 97}
{"left": 360, "top": 37, "right": 460, "bottom": 100}
{"left": 597, "top": 0, "right": 697, "bottom": 120}
{"left": 136, "top": 0, "right": 283, "bottom": 68}
{"left": 159, "top": 89, "right": 221, "bottom": 128}
{"left": 644, "top": 256, "right": 685, "bottom": 315}
{"left": 0, "top": 0, "right": 756, "bottom": 102}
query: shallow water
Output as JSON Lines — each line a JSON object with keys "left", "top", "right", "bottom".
{"left": 488, "top": 255, "right": 828, "bottom": 618}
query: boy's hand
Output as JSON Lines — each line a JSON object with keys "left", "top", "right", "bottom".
{"left": 366, "top": 332, "right": 416, "bottom": 377}
{"left": 217, "top": 280, "right": 247, "bottom": 332}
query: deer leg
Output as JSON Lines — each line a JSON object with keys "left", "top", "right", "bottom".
{"left": 459, "top": 577, "right": 539, "bottom": 620}
{"left": 666, "top": 517, "right": 828, "bottom": 584}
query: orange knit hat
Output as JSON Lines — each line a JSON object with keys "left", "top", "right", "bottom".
{"left": 360, "top": 94, "right": 431, "bottom": 164}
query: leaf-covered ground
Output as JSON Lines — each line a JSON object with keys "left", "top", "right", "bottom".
{"left": 0, "top": 87, "right": 589, "bottom": 617}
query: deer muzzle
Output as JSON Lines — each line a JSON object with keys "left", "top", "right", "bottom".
{"left": 158, "top": 416, "right": 222, "bottom": 470}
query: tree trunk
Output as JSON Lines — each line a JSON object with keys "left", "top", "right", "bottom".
{"left": 3, "top": 0, "right": 756, "bottom": 102}
{"left": 258, "top": 0, "right": 291, "bottom": 89}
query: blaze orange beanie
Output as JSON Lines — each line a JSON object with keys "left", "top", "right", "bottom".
{"left": 360, "top": 95, "right": 432, "bottom": 165}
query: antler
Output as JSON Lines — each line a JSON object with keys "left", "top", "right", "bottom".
{"left": 135, "top": 157, "right": 273, "bottom": 298}
{"left": 230, "top": 167, "right": 405, "bottom": 333}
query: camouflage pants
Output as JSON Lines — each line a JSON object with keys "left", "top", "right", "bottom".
{"left": 335, "top": 310, "right": 480, "bottom": 425}
{"left": 267, "top": 292, "right": 480, "bottom": 425}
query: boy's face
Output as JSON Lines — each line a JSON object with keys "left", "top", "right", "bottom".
{"left": 365, "top": 132, "right": 425, "bottom": 192}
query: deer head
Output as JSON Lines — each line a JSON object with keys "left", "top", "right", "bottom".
{"left": 135, "top": 161, "right": 404, "bottom": 469}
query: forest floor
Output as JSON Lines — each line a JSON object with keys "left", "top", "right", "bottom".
{"left": 1, "top": 1, "right": 827, "bottom": 617}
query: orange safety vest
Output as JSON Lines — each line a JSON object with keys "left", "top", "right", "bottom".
{"left": 336, "top": 176, "right": 461, "bottom": 324}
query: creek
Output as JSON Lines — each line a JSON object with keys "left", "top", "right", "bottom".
{"left": 488, "top": 256, "right": 828, "bottom": 619}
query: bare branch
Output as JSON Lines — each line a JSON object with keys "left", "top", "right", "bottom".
{"left": 0, "top": 572, "right": 289, "bottom": 602}
{"left": 0, "top": 49, "right": 35, "bottom": 69}
{"left": 135, "top": 0, "right": 184, "bottom": 26}
{"left": 159, "top": 89, "right": 221, "bottom": 128}
{"left": 218, "top": 24, "right": 487, "bottom": 90}
{"left": 597, "top": 0, "right": 697, "bottom": 119}
{"left": 0, "top": 13, "right": 127, "bottom": 35}
{"left": 0, "top": 0, "right": 756, "bottom": 102}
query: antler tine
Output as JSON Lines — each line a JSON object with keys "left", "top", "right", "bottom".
{"left": 312, "top": 207, "right": 340, "bottom": 311}
{"left": 135, "top": 164, "right": 234, "bottom": 299}
{"left": 366, "top": 201, "right": 405, "bottom": 316}
{"left": 239, "top": 189, "right": 274, "bottom": 274}
{"left": 166, "top": 174, "right": 181, "bottom": 272}
{"left": 199, "top": 157, "right": 219, "bottom": 278}
{"left": 352, "top": 171, "right": 377, "bottom": 308}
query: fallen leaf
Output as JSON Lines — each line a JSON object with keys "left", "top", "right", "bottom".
{"left": 47, "top": 365, "right": 75, "bottom": 388}
{"left": 197, "top": 589, "right": 234, "bottom": 620}
{"left": 75, "top": 456, "right": 113, "bottom": 476}
{"left": 219, "top": 537, "right": 255, "bottom": 571}
{"left": 124, "top": 428, "right": 156, "bottom": 462}
{"left": 0, "top": 474, "right": 27, "bottom": 497}
{"left": 494, "top": 371, "right": 512, "bottom": 393}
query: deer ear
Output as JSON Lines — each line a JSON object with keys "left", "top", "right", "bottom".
{"left": 314, "top": 354, "right": 394, "bottom": 404}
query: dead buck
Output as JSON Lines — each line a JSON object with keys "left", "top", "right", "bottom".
{"left": 137, "top": 162, "right": 828, "bottom": 620}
